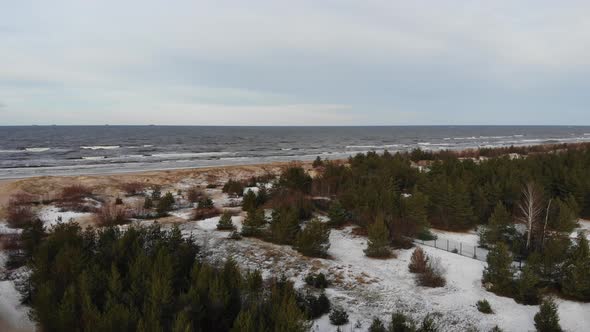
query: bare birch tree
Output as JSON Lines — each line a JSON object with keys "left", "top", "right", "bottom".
{"left": 517, "top": 182, "right": 544, "bottom": 251}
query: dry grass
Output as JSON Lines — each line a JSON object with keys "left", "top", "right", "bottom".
{"left": 94, "top": 203, "right": 129, "bottom": 226}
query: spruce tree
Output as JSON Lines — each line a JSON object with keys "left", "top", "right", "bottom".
{"left": 534, "top": 297, "right": 563, "bottom": 332}
{"left": 483, "top": 242, "right": 514, "bottom": 295}
{"left": 364, "top": 214, "right": 392, "bottom": 258}
{"left": 295, "top": 218, "right": 330, "bottom": 258}
{"left": 217, "top": 211, "right": 235, "bottom": 230}
{"left": 562, "top": 233, "right": 590, "bottom": 301}
{"left": 241, "top": 208, "right": 266, "bottom": 237}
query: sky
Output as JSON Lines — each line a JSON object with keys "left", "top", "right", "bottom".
{"left": 1, "top": 0, "right": 590, "bottom": 126}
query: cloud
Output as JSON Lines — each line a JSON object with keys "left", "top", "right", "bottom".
{"left": 1, "top": 0, "right": 590, "bottom": 125}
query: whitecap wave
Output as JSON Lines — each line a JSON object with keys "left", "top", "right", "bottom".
{"left": 81, "top": 145, "right": 120, "bottom": 150}
{"left": 25, "top": 147, "right": 50, "bottom": 152}
{"left": 81, "top": 156, "right": 107, "bottom": 160}
{"left": 152, "top": 151, "right": 233, "bottom": 158}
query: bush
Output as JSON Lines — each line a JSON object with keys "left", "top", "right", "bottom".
{"left": 121, "top": 182, "right": 145, "bottom": 196}
{"left": 312, "top": 156, "right": 324, "bottom": 168}
{"left": 240, "top": 208, "right": 267, "bottom": 237}
{"left": 329, "top": 308, "right": 349, "bottom": 326}
{"left": 327, "top": 200, "right": 347, "bottom": 227}
{"left": 534, "top": 297, "right": 563, "bottom": 332}
{"left": 6, "top": 200, "right": 36, "bottom": 228}
{"left": 193, "top": 207, "right": 221, "bottom": 221}
{"left": 364, "top": 215, "right": 392, "bottom": 258}
{"left": 143, "top": 197, "right": 153, "bottom": 209}
{"left": 295, "top": 218, "right": 330, "bottom": 258}
{"left": 298, "top": 292, "right": 331, "bottom": 319}
{"left": 58, "top": 184, "right": 93, "bottom": 211}
{"left": 418, "top": 258, "right": 446, "bottom": 288}
{"left": 476, "top": 299, "right": 493, "bottom": 314}
{"left": 409, "top": 247, "right": 428, "bottom": 273}
{"left": 150, "top": 185, "right": 162, "bottom": 200}
{"left": 222, "top": 179, "right": 246, "bottom": 197}
{"left": 156, "top": 192, "right": 175, "bottom": 215}
{"left": 94, "top": 203, "right": 129, "bottom": 226}
{"left": 115, "top": 197, "right": 123, "bottom": 205}
{"left": 389, "top": 312, "right": 416, "bottom": 331}
{"left": 278, "top": 164, "right": 312, "bottom": 194}
{"left": 187, "top": 186, "right": 202, "bottom": 203}
{"left": 217, "top": 211, "right": 235, "bottom": 230}
{"left": 197, "top": 197, "right": 214, "bottom": 209}
{"left": 228, "top": 231, "right": 242, "bottom": 240}
{"left": 304, "top": 272, "right": 329, "bottom": 289}
{"left": 369, "top": 318, "right": 387, "bottom": 332}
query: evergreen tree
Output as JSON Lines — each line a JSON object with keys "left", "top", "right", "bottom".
{"left": 295, "top": 218, "right": 330, "bottom": 258}
{"left": 550, "top": 197, "right": 579, "bottom": 232}
{"left": 269, "top": 208, "right": 300, "bottom": 244}
{"left": 516, "top": 265, "right": 540, "bottom": 304}
{"left": 242, "top": 190, "right": 258, "bottom": 212}
{"left": 483, "top": 242, "right": 514, "bottom": 295}
{"left": 217, "top": 211, "right": 235, "bottom": 231}
{"left": 241, "top": 208, "right": 266, "bottom": 237}
{"left": 534, "top": 297, "right": 563, "bottom": 332}
{"left": 561, "top": 233, "right": 590, "bottom": 301}
{"left": 364, "top": 214, "right": 392, "bottom": 258}
{"left": 328, "top": 200, "right": 347, "bottom": 227}
{"left": 481, "top": 202, "right": 515, "bottom": 247}
{"left": 401, "top": 189, "right": 429, "bottom": 238}
{"left": 312, "top": 156, "right": 324, "bottom": 168}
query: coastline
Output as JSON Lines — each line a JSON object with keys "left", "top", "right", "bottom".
{"left": 0, "top": 160, "right": 319, "bottom": 207}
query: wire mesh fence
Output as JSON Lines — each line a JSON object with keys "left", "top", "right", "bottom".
{"left": 414, "top": 237, "right": 489, "bottom": 262}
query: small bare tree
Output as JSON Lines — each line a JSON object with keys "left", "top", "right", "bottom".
{"left": 517, "top": 182, "right": 544, "bottom": 250}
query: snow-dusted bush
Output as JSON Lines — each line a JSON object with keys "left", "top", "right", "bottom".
{"left": 476, "top": 299, "right": 493, "bottom": 314}
{"left": 409, "top": 247, "right": 428, "bottom": 273}
{"left": 329, "top": 307, "right": 349, "bottom": 326}
{"left": 418, "top": 257, "right": 446, "bottom": 288}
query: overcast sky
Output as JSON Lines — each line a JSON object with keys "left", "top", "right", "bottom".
{"left": 1, "top": 0, "right": 590, "bottom": 125}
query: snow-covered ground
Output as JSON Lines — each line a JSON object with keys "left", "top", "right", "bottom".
{"left": 38, "top": 205, "right": 93, "bottom": 227}
{"left": 570, "top": 219, "right": 590, "bottom": 241}
{"left": 170, "top": 212, "right": 590, "bottom": 332}
{"left": 0, "top": 252, "right": 34, "bottom": 331}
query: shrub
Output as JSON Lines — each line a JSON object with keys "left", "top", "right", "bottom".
{"left": 58, "top": 184, "right": 93, "bottom": 211}
{"left": 534, "top": 297, "right": 563, "bottom": 332}
{"left": 304, "top": 272, "right": 329, "bottom": 289}
{"left": 217, "top": 211, "right": 235, "bottom": 230}
{"left": 187, "top": 186, "right": 202, "bottom": 203}
{"left": 228, "top": 231, "right": 242, "bottom": 240}
{"left": 278, "top": 164, "right": 312, "bottom": 194}
{"left": 192, "top": 207, "right": 221, "bottom": 221}
{"left": 476, "top": 299, "right": 493, "bottom": 314}
{"left": 156, "top": 192, "right": 175, "bottom": 215}
{"left": 369, "top": 318, "right": 387, "bottom": 332}
{"left": 197, "top": 197, "right": 214, "bottom": 209}
{"left": 409, "top": 247, "right": 428, "bottom": 273}
{"left": 312, "top": 156, "right": 324, "bottom": 168}
{"left": 298, "top": 292, "right": 331, "bottom": 319}
{"left": 150, "top": 185, "right": 161, "bottom": 200}
{"left": 329, "top": 308, "right": 349, "bottom": 326}
{"left": 143, "top": 197, "right": 153, "bottom": 209}
{"left": 115, "top": 197, "right": 123, "bottom": 205}
{"left": 389, "top": 312, "right": 416, "bottom": 331}
{"left": 121, "top": 182, "right": 145, "bottom": 196}
{"left": 418, "top": 258, "right": 446, "bottom": 288}
{"left": 222, "top": 179, "right": 246, "bottom": 197}
{"left": 295, "top": 218, "right": 330, "bottom": 258}
{"left": 95, "top": 203, "right": 129, "bottom": 226}
{"left": 6, "top": 200, "right": 36, "bottom": 228}
{"left": 327, "top": 200, "right": 347, "bottom": 227}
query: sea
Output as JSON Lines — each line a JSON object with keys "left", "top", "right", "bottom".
{"left": 1, "top": 126, "right": 590, "bottom": 179}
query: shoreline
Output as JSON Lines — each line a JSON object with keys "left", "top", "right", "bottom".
{"left": 0, "top": 160, "right": 319, "bottom": 207}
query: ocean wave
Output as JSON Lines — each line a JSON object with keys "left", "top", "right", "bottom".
{"left": 25, "top": 147, "right": 51, "bottom": 152}
{"left": 151, "top": 151, "right": 233, "bottom": 158}
{"left": 81, "top": 145, "right": 120, "bottom": 150}
{"left": 81, "top": 156, "right": 107, "bottom": 160}
{"left": 346, "top": 144, "right": 400, "bottom": 149}
{"left": 0, "top": 149, "right": 22, "bottom": 153}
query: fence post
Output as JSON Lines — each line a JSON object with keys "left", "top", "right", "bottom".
{"left": 446, "top": 239, "right": 449, "bottom": 251}
{"left": 473, "top": 247, "right": 476, "bottom": 259}
{"left": 460, "top": 243, "right": 462, "bottom": 255}
{"left": 434, "top": 239, "right": 436, "bottom": 248}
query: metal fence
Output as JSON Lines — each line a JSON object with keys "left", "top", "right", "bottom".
{"left": 414, "top": 238, "right": 489, "bottom": 262}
